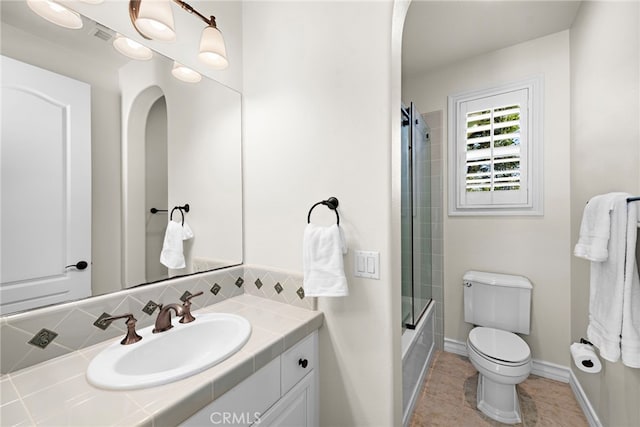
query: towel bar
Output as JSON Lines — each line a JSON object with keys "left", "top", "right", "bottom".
{"left": 151, "top": 203, "right": 190, "bottom": 215}
{"left": 308, "top": 197, "right": 340, "bottom": 225}
{"left": 170, "top": 204, "right": 190, "bottom": 226}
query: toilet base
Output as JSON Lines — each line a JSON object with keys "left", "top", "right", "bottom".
{"left": 476, "top": 374, "right": 522, "bottom": 424}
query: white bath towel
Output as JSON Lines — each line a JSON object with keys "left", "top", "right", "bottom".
{"left": 586, "top": 193, "right": 629, "bottom": 362}
{"left": 622, "top": 201, "right": 640, "bottom": 368}
{"left": 574, "top": 193, "right": 627, "bottom": 261}
{"left": 303, "top": 223, "right": 349, "bottom": 297}
{"left": 160, "top": 221, "right": 194, "bottom": 269}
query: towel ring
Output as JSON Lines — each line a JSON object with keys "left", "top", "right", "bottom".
{"left": 170, "top": 204, "right": 190, "bottom": 226}
{"left": 307, "top": 197, "right": 340, "bottom": 225}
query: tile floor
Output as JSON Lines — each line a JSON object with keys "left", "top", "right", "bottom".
{"left": 410, "top": 351, "right": 589, "bottom": 427}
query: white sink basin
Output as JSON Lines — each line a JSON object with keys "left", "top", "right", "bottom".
{"left": 86, "top": 313, "right": 251, "bottom": 390}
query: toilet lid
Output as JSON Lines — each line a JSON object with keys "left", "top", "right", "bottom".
{"left": 469, "top": 327, "right": 530, "bottom": 363}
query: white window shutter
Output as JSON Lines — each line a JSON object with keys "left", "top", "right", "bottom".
{"left": 448, "top": 76, "right": 543, "bottom": 216}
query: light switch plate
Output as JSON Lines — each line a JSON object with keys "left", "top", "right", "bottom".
{"left": 354, "top": 250, "right": 380, "bottom": 279}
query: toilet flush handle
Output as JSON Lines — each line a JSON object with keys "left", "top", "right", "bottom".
{"left": 463, "top": 281, "right": 472, "bottom": 287}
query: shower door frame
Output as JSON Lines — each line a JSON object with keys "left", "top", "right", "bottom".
{"left": 402, "top": 103, "right": 432, "bottom": 330}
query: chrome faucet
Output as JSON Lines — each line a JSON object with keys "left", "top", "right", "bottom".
{"left": 153, "top": 303, "right": 184, "bottom": 333}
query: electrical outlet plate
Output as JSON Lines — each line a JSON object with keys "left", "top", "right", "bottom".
{"left": 354, "top": 250, "right": 380, "bottom": 279}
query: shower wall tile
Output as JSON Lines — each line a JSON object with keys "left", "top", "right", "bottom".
{"left": 423, "top": 110, "right": 442, "bottom": 128}
{"left": 431, "top": 286, "right": 443, "bottom": 304}
{"left": 428, "top": 128, "right": 443, "bottom": 147}
{"left": 430, "top": 160, "right": 442, "bottom": 178}
{"left": 427, "top": 109, "right": 444, "bottom": 348}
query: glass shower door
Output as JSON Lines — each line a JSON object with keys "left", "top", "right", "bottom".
{"left": 401, "top": 103, "right": 432, "bottom": 329}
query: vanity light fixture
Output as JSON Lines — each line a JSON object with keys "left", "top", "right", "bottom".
{"left": 198, "top": 17, "right": 228, "bottom": 70}
{"left": 26, "top": 0, "right": 83, "bottom": 29}
{"left": 171, "top": 61, "right": 202, "bottom": 83}
{"left": 129, "top": 0, "right": 176, "bottom": 41}
{"left": 129, "top": 0, "right": 229, "bottom": 70}
{"left": 113, "top": 34, "right": 154, "bottom": 60}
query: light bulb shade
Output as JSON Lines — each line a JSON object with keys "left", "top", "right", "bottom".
{"left": 113, "top": 34, "right": 153, "bottom": 60}
{"left": 198, "top": 25, "right": 228, "bottom": 70}
{"left": 134, "top": 0, "right": 175, "bottom": 41}
{"left": 171, "top": 62, "right": 202, "bottom": 83}
{"left": 27, "top": 0, "right": 83, "bottom": 29}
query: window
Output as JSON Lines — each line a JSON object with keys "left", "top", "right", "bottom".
{"left": 448, "top": 76, "right": 543, "bottom": 215}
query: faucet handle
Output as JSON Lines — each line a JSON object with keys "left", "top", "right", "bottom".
{"left": 103, "top": 313, "right": 143, "bottom": 345}
{"left": 180, "top": 291, "right": 204, "bottom": 324}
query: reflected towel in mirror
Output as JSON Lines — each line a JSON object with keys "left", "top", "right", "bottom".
{"left": 160, "top": 221, "right": 194, "bottom": 269}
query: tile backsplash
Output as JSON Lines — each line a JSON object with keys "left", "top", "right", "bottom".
{"left": 243, "top": 265, "right": 313, "bottom": 311}
{"left": 0, "top": 265, "right": 314, "bottom": 375}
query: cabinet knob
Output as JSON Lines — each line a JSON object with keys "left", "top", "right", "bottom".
{"left": 298, "top": 358, "right": 308, "bottom": 369}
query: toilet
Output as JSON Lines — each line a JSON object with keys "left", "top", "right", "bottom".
{"left": 463, "top": 270, "right": 533, "bottom": 424}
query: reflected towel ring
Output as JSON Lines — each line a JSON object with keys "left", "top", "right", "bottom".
{"left": 307, "top": 197, "right": 340, "bottom": 225}
{"left": 170, "top": 204, "right": 190, "bottom": 226}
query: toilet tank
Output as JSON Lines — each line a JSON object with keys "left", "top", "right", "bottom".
{"left": 463, "top": 270, "right": 533, "bottom": 334}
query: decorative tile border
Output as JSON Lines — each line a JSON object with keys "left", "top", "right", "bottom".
{"left": 242, "top": 265, "right": 315, "bottom": 311}
{"left": 0, "top": 265, "right": 316, "bottom": 375}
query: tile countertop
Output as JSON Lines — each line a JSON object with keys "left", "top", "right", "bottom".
{"left": 0, "top": 295, "right": 324, "bottom": 427}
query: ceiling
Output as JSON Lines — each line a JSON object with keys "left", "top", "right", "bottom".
{"left": 402, "top": 1, "right": 582, "bottom": 78}
{"left": 1, "top": 0, "right": 130, "bottom": 70}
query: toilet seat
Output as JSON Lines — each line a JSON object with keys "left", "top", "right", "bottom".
{"left": 468, "top": 327, "right": 530, "bottom": 365}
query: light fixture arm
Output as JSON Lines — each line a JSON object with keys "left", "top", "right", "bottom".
{"left": 129, "top": 0, "right": 218, "bottom": 40}
{"left": 128, "top": 0, "right": 228, "bottom": 70}
{"left": 128, "top": 0, "right": 149, "bottom": 40}
{"left": 172, "top": 0, "right": 217, "bottom": 27}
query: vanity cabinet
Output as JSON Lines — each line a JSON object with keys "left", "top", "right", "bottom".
{"left": 258, "top": 370, "right": 316, "bottom": 426}
{"left": 181, "top": 331, "right": 318, "bottom": 427}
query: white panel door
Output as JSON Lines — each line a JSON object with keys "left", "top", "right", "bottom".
{"left": 1, "top": 55, "right": 91, "bottom": 315}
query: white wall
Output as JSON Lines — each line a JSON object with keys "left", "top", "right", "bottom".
{"left": 243, "top": 1, "right": 401, "bottom": 425}
{"left": 570, "top": 2, "right": 640, "bottom": 425}
{"left": 403, "top": 31, "right": 572, "bottom": 365}
{"left": 144, "top": 97, "right": 169, "bottom": 283}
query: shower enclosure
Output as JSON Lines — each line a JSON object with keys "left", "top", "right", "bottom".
{"left": 401, "top": 103, "right": 432, "bottom": 329}
{"left": 401, "top": 103, "right": 436, "bottom": 426}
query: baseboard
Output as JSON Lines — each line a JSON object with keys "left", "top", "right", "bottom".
{"left": 445, "top": 338, "right": 571, "bottom": 381}
{"left": 444, "top": 337, "right": 467, "bottom": 356}
{"left": 569, "top": 370, "right": 603, "bottom": 427}
{"left": 531, "top": 359, "right": 570, "bottom": 383}
{"left": 444, "top": 337, "right": 599, "bottom": 424}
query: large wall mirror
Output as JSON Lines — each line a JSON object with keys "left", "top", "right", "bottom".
{"left": 0, "top": 1, "right": 242, "bottom": 315}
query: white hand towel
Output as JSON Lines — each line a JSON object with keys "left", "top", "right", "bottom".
{"left": 183, "top": 221, "right": 194, "bottom": 240}
{"left": 574, "top": 193, "right": 627, "bottom": 261}
{"left": 586, "top": 193, "right": 629, "bottom": 362}
{"left": 303, "top": 223, "right": 348, "bottom": 297}
{"left": 160, "top": 221, "right": 187, "bottom": 269}
{"left": 622, "top": 201, "right": 640, "bottom": 368}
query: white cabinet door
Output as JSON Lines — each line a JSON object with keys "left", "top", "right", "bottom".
{"left": 257, "top": 371, "right": 317, "bottom": 427}
{"left": 0, "top": 55, "right": 91, "bottom": 314}
{"left": 180, "top": 358, "right": 280, "bottom": 427}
